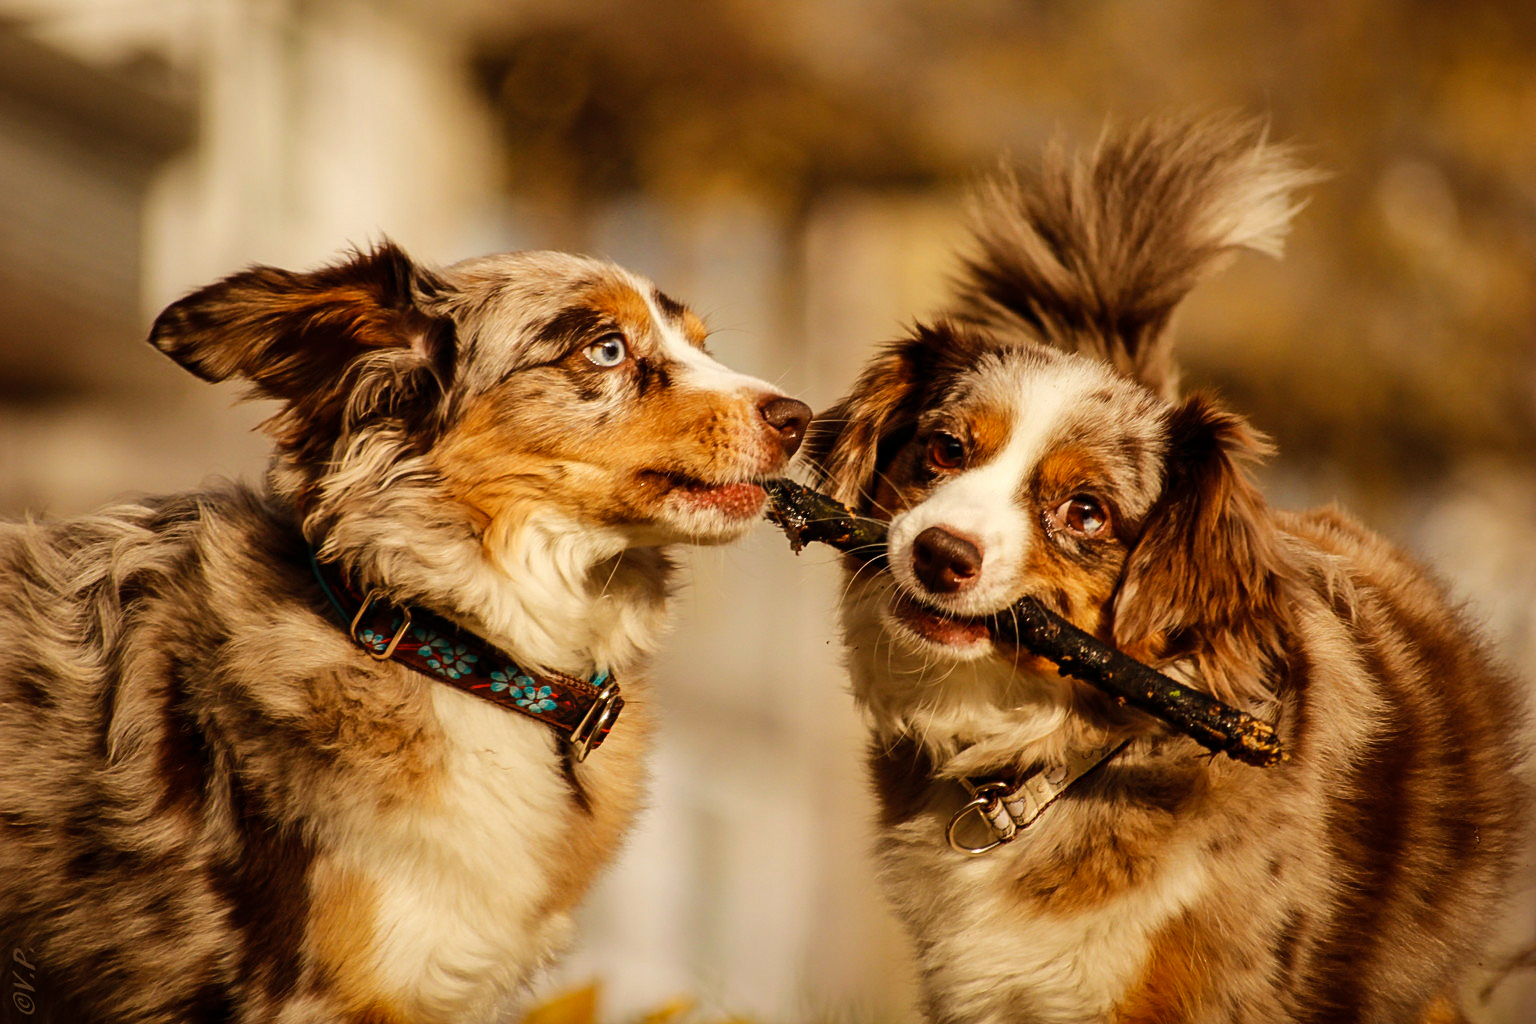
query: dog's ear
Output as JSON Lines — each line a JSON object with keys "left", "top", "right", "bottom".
{"left": 804, "top": 320, "right": 994, "bottom": 510}
{"left": 803, "top": 346, "right": 922, "bottom": 509}
{"left": 149, "top": 242, "right": 454, "bottom": 453}
{"left": 1112, "top": 393, "right": 1288, "bottom": 698}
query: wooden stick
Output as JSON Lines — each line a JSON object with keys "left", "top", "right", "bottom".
{"left": 763, "top": 479, "right": 1285, "bottom": 767}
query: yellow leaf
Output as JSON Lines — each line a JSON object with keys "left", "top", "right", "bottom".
{"left": 522, "top": 982, "right": 601, "bottom": 1024}
{"left": 637, "top": 995, "right": 696, "bottom": 1023}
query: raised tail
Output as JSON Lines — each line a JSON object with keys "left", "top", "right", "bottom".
{"left": 950, "top": 115, "right": 1319, "bottom": 397}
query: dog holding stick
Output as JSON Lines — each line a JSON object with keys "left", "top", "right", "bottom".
{"left": 0, "top": 242, "right": 809, "bottom": 1023}
{"left": 805, "top": 118, "right": 1529, "bottom": 1024}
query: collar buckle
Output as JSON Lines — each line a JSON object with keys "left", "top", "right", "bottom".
{"left": 946, "top": 781, "right": 1016, "bottom": 855}
{"left": 349, "top": 589, "right": 413, "bottom": 660}
{"left": 945, "top": 740, "right": 1129, "bottom": 856}
{"left": 568, "top": 678, "right": 622, "bottom": 762}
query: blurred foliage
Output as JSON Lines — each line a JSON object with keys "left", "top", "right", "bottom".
{"left": 474, "top": 3, "right": 942, "bottom": 229}
{"left": 474, "top": 0, "right": 1536, "bottom": 519}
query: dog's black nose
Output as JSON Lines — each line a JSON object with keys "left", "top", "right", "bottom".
{"left": 912, "top": 526, "right": 983, "bottom": 594}
{"left": 760, "top": 397, "right": 812, "bottom": 457}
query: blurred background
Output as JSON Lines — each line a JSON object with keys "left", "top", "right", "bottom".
{"left": 1, "top": 0, "right": 1533, "bottom": 1020}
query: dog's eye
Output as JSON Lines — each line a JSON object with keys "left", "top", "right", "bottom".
{"left": 926, "top": 431, "right": 966, "bottom": 471}
{"left": 1055, "top": 495, "right": 1109, "bottom": 538}
{"left": 584, "top": 334, "right": 629, "bottom": 368}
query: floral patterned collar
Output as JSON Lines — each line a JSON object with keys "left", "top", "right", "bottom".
{"left": 308, "top": 551, "right": 623, "bottom": 761}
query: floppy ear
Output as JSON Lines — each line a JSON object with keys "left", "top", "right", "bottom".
{"left": 803, "top": 320, "right": 995, "bottom": 511}
{"left": 149, "top": 242, "right": 455, "bottom": 457}
{"left": 1112, "top": 393, "right": 1289, "bottom": 698}
{"left": 802, "top": 346, "right": 922, "bottom": 510}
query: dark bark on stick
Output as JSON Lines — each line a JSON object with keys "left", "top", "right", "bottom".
{"left": 763, "top": 478, "right": 1285, "bottom": 768}
{"left": 762, "top": 478, "right": 891, "bottom": 557}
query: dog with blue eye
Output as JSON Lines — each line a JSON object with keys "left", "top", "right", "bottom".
{"left": 805, "top": 118, "right": 1529, "bottom": 1024}
{"left": 0, "top": 242, "right": 809, "bottom": 1024}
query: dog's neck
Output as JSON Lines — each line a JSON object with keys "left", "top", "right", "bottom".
{"left": 845, "top": 613, "right": 1126, "bottom": 780}
{"left": 402, "top": 528, "right": 672, "bottom": 681}
{"left": 311, "top": 505, "right": 675, "bottom": 682}
{"left": 427, "top": 511, "right": 675, "bottom": 679}
{"left": 309, "top": 549, "right": 625, "bottom": 758}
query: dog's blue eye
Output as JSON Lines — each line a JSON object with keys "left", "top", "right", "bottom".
{"left": 584, "top": 334, "right": 628, "bottom": 368}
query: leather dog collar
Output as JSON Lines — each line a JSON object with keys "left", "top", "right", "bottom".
{"left": 308, "top": 551, "right": 623, "bottom": 761}
{"left": 945, "top": 739, "right": 1129, "bottom": 855}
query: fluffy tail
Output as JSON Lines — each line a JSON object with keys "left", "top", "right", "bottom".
{"left": 951, "top": 115, "right": 1318, "bottom": 397}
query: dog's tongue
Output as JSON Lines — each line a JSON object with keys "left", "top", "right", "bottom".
{"left": 679, "top": 481, "right": 767, "bottom": 520}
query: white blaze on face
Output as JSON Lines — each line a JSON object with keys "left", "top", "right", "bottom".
{"left": 886, "top": 358, "right": 1106, "bottom": 617}
{"left": 636, "top": 287, "right": 793, "bottom": 542}
{"left": 643, "top": 289, "right": 781, "bottom": 401}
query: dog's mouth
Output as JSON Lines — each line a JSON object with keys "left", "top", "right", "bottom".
{"left": 643, "top": 471, "right": 768, "bottom": 522}
{"left": 888, "top": 591, "right": 993, "bottom": 649}
{"left": 884, "top": 587, "right": 1077, "bottom": 676}
{"left": 675, "top": 478, "right": 768, "bottom": 520}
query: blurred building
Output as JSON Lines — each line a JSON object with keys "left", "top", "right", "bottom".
{"left": 1, "top": 1, "right": 1533, "bottom": 1021}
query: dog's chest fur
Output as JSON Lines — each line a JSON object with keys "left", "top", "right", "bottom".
{"left": 874, "top": 781, "right": 1213, "bottom": 1023}
{"left": 316, "top": 692, "right": 641, "bottom": 1020}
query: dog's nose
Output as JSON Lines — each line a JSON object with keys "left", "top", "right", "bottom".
{"left": 912, "top": 526, "right": 983, "bottom": 594}
{"left": 759, "top": 397, "right": 812, "bottom": 457}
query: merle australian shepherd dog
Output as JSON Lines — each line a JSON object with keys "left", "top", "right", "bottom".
{"left": 804, "top": 118, "right": 1529, "bottom": 1024}
{"left": 0, "top": 243, "right": 809, "bottom": 1023}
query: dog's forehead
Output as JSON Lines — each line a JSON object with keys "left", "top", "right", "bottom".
{"left": 940, "top": 348, "right": 1126, "bottom": 431}
{"left": 937, "top": 349, "right": 1168, "bottom": 509}
{"left": 440, "top": 251, "right": 707, "bottom": 378}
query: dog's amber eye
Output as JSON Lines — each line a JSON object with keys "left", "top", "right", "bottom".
{"left": 926, "top": 431, "right": 966, "bottom": 470}
{"left": 584, "top": 334, "right": 629, "bottom": 368}
{"left": 1055, "top": 495, "right": 1109, "bottom": 538}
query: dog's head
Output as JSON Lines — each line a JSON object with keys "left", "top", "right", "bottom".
{"left": 150, "top": 242, "right": 808, "bottom": 596}
{"left": 806, "top": 118, "right": 1309, "bottom": 762}
{"left": 810, "top": 324, "right": 1282, "bottom": 679}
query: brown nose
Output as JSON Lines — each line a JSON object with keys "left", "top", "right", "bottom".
{"left": 912, "top": 526, "right": 983, "bottom": 594}
{"left": 759, "top": 397, "right": 812, "bottom": 457}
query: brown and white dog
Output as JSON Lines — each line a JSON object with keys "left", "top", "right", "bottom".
{"left": 0, "top": 243, "right": 809, "bottom": 1023}
{"left": 805, "top": 119, "right": 1529, "bottom": 1023}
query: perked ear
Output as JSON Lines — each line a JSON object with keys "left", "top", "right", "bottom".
{"left": 1111, "top": 393, "right": 1289, "bottom": 698}
{"left": 149, "top": 242, "right": 455, "bottom": 454}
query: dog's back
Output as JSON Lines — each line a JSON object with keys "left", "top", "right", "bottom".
{"left": 1261, "top": 504, "right": 1526, "bottom": 1018}
{"left": 0, "top": 491, "right": 325, "bottom": 1022}
{"left": 809, "top": 118, "right": 1530, "bottom": 1023}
